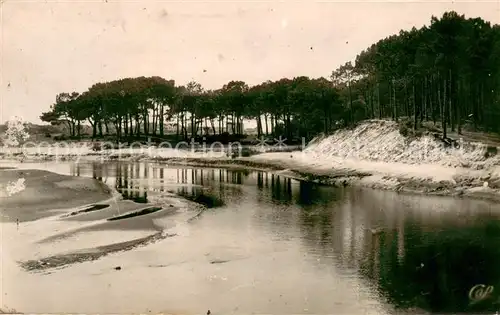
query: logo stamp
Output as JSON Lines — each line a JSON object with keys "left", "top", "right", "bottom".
{"left": 468, "top": 284, "right": 497, "bottom": 306}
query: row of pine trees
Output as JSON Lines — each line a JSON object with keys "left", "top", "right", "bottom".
{"left": 41, "top": 12, "right": 500, "bottom": 141}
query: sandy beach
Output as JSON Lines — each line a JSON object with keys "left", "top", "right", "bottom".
{"left": 0, "top": 166, "right": 203, "bottom": 313}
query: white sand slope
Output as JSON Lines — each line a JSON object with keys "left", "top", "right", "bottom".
{"left": 181, "top": 120, "right": 500, "bottom": 199}
{"left": 304, "top": 120, "right": 500, "bottom": 169}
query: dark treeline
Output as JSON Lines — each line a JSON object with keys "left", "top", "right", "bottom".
{"left": 41, "top": 12, "right": 500, "bottom": 142}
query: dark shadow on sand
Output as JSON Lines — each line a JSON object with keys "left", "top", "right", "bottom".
{"left": 107, "top": 207, "right": 163, "bottom": 221}
{"left": 20, "top": 231, "right": 177, "bottom": 272}
{"left": 65, "top": 204, "right": 110, "bottom": 217}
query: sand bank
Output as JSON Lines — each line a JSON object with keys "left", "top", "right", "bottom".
{"left": 0, "top": 168, "right": 112, "bottom": 222}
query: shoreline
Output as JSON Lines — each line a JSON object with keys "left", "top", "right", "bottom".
{"left": 2, "top": 149, "right": 500, "bottom": 203}
{"left": 159, "top": 155, "right": 500, "bottom": 203}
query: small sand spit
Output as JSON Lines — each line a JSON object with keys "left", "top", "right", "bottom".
{"left": 19, "top": 231, "right": 177, "bottom": 272}
{"left": 0, "top": 169, "right": 112, "bottom": 222}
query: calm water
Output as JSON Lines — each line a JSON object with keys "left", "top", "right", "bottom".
{"left": 28, "top": 161, "right": 500, "bottom": 314}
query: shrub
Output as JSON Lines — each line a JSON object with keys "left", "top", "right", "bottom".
{"left": 399, "top": 124, "right": 409, "bottom": 137}
{"left": 91, "top": 142, "right": 102, "bottom": 152}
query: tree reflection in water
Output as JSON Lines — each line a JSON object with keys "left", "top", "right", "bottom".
{"left": 73, "top": 161, "right": 500, "bottom": 314}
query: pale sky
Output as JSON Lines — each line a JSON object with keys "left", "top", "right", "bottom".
{"left": 1, "top": 0, "right": 499, "bottom": 124}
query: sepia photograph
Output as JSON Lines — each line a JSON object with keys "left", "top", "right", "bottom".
{"left": 1, "top": 0, "right": 500, "bottom": 314}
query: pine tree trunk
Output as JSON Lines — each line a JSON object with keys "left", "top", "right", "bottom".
{"left": 449, "top": 69, "right": 455, "bottom": 132}
{"left": 393, "top": 79, "right": 398, "bottom": 122}
{"left": 377, "top": 82, "right": 382, "bottom": 119}
{"left": 442, "top": 74, "right": 447, "bottom": 139}
{"left": 457, "top": 77, "right": 462, "bottom": 135}
{"left": 370, "top": 84, "right": 375, "bottom": 119}
{"left": 413, "top": 81, "right": 417, "bottom": 130}
{"left": 264, "top": 114, "right": 269, "bottom": 135}
{"left": 420, "top": 79, "right": 425, "bottom": 123}
{"left": 159, "top": 105, "right": 164, "bottom": 137}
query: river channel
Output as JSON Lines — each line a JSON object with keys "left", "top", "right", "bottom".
{"left": 5, "top": 160, "right": 500, "bottom": 314}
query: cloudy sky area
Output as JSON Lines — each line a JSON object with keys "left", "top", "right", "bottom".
{"left": 1, "top": 0, "right": 499, "bottom": 123}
